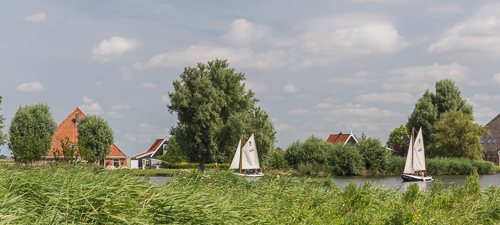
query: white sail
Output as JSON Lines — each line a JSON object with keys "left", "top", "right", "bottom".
{"left": 241, "top": 134, "right": 260, "bottom": 170}
{"left": 403, "top": 133, "right": 414, "bottom": 174}
{"left": 229, "top": 139, "right": 241, "bottom": 169}
{"left": 413, "top": 127, "right": 426, "bottom": 171}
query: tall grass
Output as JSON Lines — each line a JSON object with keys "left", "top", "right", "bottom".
{"left": 1, "top": 165, "right": 499, "bottom": 224}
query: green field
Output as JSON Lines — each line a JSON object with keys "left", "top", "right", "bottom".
{"left": 0, "top": 164, "right": 499, "bottom": 224}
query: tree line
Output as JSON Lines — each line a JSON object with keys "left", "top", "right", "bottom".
{"left": 0, "top": 97, "right": 114, "bottom": 164}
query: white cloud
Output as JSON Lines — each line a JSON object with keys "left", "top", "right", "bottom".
{"left": 23, "top": 12, "right": 46, "bottom": 22}
{"left": 92, "top": 37, "right": 140, "bottom": 63}
{"left": 95, "top": 81, "right": 104, "bottom": 86}
{"left": 107, "top": 112, "right": 124, "bottom": 118}
{"left": 245, "top": 82, "right": 267, "bottom": 93}
{"left": 474, "top": 107, "right": 498, "bottom": 120}
{"left": 220, "top": 18, "right": 273, "bottom": 47}
{"left": 162, "top": 95, "right": 170, "bottom": 103}
{"left": 79, "top": 103, "right": 102, "bottom": 115}
{"left": 355, "top": 92, "right": 414, "bottom": 104}
{"left": 424, "top": 4, "right": 462, "bottom": 17}
{"left": 133, "top": 45, "right": 288, "bottom": 69}
{"left": 313, "top": 97, "right": 338, "bottom": 109}
{"left": 330, "top": 71, "right": 377, "bottom": 85}
{"left": 17, "top": 82, "right": 43, "bottom": 92}
{"left": 139, "top": 82, "right": 157, "bottom": 88}
{"left": 327, "top": 104, "right": 405, "bottom": 118}
{"left": 289, "top": 109, "right": 308, "bottom": 114}
{"left": 296, "top": 93, "right": 314, "bottom": 98}
{"left": 428, "top": 4, "right": 500, "bottom": 55}
{"left": 83, "top": 96, "right": 93, "bottom": 104}
{"left": 385, "top": 63, "right": 469, "bottom": 92}
{"left": 471, "top": 93, "right": 500, "bottom": 101}
{"left": 112, "top": 105, "right": 131, "bottom": 109}
{"left": 283, "top": 84, "right": 298, "bottom": 93}
{"left": 494, "top": 73, "right": 500, "bottom": 84}
{"left": 275, "top": 123, "right": 297, "bottom": 132}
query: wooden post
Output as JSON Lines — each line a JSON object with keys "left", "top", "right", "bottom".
{"left": 239, "top": 134, "right": 243, "bottom": 174}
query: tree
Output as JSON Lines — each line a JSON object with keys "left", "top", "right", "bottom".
{"left": 55, "top": 136, "right": 76, "bottom": 164}
{"left": 157, "top": 136, "right": 187, "bottom": 163}
{"left": 0, "top": 95, "right": 7, "bottom": 147}
{"left": 77, "top": 115, "right": 114, "bottom": 164}
{"left": 433, "top": 79, "right": 473, "bottom": 118}
{"left": 168, "top": 59, "right": 276, "bottom": 170}
{"left": 8, "top": 103, "right": 57, "bottom": 164}
{"left": 357, "top": 134, "right": 391, "bottom": 174}
{"left": 431, "top": 111, "right": 488, "bottom": 159}
{"left": 76, "top": 136, "right": 95, "bottom": 163}
{"left": 387, "top": 124, "right": 410, "bottom": 149}
{"left": 407, "top": 90, "right": 437, "bottom": 155}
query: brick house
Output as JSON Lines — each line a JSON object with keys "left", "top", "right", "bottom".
{"left": 481, "top": 113, "right": 500, "bottom": 166}
{"left": 42, "top": 107, "right": 128, "bottom": 166}
{"left": 326, "top": 131, "right": 359, "bottom": 146}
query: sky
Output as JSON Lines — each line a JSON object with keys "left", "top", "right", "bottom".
{"left": 1, "top": 1, "right": 500, "bottom": 157}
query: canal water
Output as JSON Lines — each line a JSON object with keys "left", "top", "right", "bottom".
{"left": 143, "top": 174, "right": 500, "bottom": 191}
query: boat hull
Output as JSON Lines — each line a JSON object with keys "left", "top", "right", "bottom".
{"left": 232, "top": 173, "right": 264, "bottom": 177}
{"left": 401, "top": 174, "right": 432, "bottom": 182}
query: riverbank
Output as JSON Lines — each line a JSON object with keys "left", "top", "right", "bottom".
{"left": 0, "top": 165, "right": 499, "bottom": 224}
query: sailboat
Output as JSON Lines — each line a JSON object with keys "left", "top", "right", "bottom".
{"left": 401, "top": 127, "right": 433, "bottom": 182}
{"left": 229, "top": 134, "right": 264, "bottom": 177}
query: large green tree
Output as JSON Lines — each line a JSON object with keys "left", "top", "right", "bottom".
{"left": 157, "top": 136, "right": 187, "bottom": 163}
{"left": 407, "top": 79, "right": 472, "bottom": 156}
{"left": 168, "top": 59, "right": 276, "bottom": 170}
{"left": 77, "top": 115, "right": 114, "bottom": 164}
{"left": 431, "top": 111, "right": 488, "bottom": 159}
{"left": 357, "top": 134, "right": 391, "bottom": 174}
{"left": 0, "top": 95, "right": 6, "bottom": 147}
{"left": 8, "top": 103, "right": 57, "bottom": 163}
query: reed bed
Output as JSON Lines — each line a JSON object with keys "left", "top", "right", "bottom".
{"left": 1, "top": 165, "right": 499, "bottom": 224}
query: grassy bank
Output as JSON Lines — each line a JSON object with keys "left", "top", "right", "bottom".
{"left": 0, "top": 165, "right": 500, "bottom": 224}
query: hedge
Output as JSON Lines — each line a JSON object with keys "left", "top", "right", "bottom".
{"left": 163, "top": 162, "right": 231, "bottom": 169}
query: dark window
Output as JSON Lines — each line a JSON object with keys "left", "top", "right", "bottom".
{"left": 488, "top": 139, "right": 493, "bottom": 144}
{"left": 494, "top": 138, "right": 498, "bottom": 144}
{"left": 481, "top": 139, "right": 486, "bottom": 144}
{"left": 113, "top": 159, "right": 119, "bottom": 167}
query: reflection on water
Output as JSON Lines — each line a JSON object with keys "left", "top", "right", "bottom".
{"left": 140, "top": 173, "right": 500, "bottom": 191}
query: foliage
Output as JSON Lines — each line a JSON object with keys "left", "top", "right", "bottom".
{"left": 283, "top": 135, "right": 333, "bottom": 167}
{"left": 425, "top": 157, "right": 495, "bottom": 175}
{"left": 77, "top": 115, "right": 114, "bottom": 164}
{"left": 271, "top": 147, "right": 288, "bottom": 170}
{"left": 386, "top": 155, "right": 406, "bottom": 174}
{"left": 407, "top": 79, "right": 474, "bottom": 158}
{"left": 8, "top": 103, "right": 57, "bottom": 164}
{"left": 387, "top": 124, "right": 410, "bottom": 149}
{"left": 431, "top": 111, "right": 488, "bottom": 159}
{"left": 162, "top": 162, "right": 230, "bottom": 169}
{"left": 168, "top": 59, "right": 276, "bottom": 170}
{"left": 76, "top": 136, "right": 95, "bottom": 162}
{"left": 0, "top": 95, "right": 6, "bottom": 147}
{"left": 156, "top": 136, "right": 187, "bottom": 163}
{"left": 330, "top": 144, "right": 365, "bottom": 176}
{"left": 357, "top": 134, "right": 391, "bottom": 174}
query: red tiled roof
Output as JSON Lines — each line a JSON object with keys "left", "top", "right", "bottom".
{"left": 49, "top": 107, "right": 126, "bottom": 158}
{"left": 326, "top": 132, "right": 351, "bottom": 145}
{"left": 131, "top": 138, "right": 166, "bottom": 158}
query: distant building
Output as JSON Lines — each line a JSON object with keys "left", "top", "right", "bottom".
{"left": 130, "top": 138, "right": 168, "bottom": 169}
{"left": 326, "top": 130, "right": 359, "bottom": 146}
{"left": 43, "top": 107, "right": 128, "bottom": 166}
{"left": 481, "top": 113, "right": 500, "bottom": 165}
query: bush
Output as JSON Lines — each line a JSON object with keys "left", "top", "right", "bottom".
{"left": 284, "top": 136, "right": 332, "bottom": 167}
{"left": 330, "top": 144, "right": 364, "bottom": 176}
{"left": 163, "top": 162, "right": 230, "bottom": 169}
{"left": 386, "top": 155, "right": 405, "bottom": 174}
{"left": 356, "top": 135, "right": 390, "bottom": 174}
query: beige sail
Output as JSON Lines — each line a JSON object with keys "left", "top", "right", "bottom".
{"left": 403, "top": 133, "right": 414, "bottom": 174}
{"left": 229, "top": 139, "right": 242, "bottom": 169}
{"left": 413, "top": 127, "right": 426, "bottom": 171}
{"left": 241, "top": 134, "right": 260, "bottom": 169}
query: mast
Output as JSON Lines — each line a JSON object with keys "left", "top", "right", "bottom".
{"left": 239, "top": 134, "right": 243, "bottom": 174}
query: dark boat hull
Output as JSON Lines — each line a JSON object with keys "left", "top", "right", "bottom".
{"left": 401, "top": 174, "right": 432, "bottom": 182}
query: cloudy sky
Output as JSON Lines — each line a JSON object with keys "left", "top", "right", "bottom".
{"left": 2, "top": 1, "right": 500, "bottom": 157}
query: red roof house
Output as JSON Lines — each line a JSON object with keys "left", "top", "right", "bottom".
{"left": 326, "top": 131, "right": 359, "bottom": 146}
{"left": 130, "top": 138, "right": 168, "bottom": 168}
{"left": 44, "top": 107, "right": 127, "bottom": 167}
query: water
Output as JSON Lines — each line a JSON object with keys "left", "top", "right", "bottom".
{"left": 142, "top": 174, "right": 500, "bottom": 190}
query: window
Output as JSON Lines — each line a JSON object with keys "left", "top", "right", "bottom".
{"left": 113, "top": 159, "right": 120, "bottom": 167}
{"left": 494, "top": 138, "right": 498, "bottom": 144}
{"left": 163, "top": 144, "right": 168, "bottom": 155}
{"left": 71, "top": 143, "right": 76, "bottom": 149}
{"left": 481, "top": 139, "right": 486, "bottom": 144}
{"left": 488, "top": 155, "right": 491, "bottom": 161}
{"left": 46, "top": 159, "right": 53, "bottom": 164}
{"left": 488, "top": 139, "right": 493, "bottom": 144}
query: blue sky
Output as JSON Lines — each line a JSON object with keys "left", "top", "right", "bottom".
{"left": 2, "top": 1, "right": 500, "bottom": 157}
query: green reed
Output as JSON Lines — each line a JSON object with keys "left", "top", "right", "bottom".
{"left": 0, "top": 165, "right": 499, "bottom": 224}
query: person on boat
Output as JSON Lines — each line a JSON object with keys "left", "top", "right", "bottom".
{"left": 246, "top": 169, "right": 253, "bottom": 175}
{"left": 213, "top": 163, "right": 219, "bottom": 169}
{"left": 424, "top": 171, "right": 428, "bottom": 177}
{"left": 258, "top": 170, "right": 263, "bottom": 175}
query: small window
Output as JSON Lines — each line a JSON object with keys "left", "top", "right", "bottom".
{"left": 113, "top": 159, "right": 120, "bottom": 167}
{"left": 488, "top": 139, "right": 493, "bottom": 144}
{"left": 481, "top": 139, "right": 486, "bottom": 144}
{"left": 71, "top": 143, "right": 76, "bottom": 149}
{"left": 163, "top": 144, "right": 168, "bottom": 155}
{"left": 46, "top": 159, "right": 53, "bottom": 164}
{"left": 494, "top": 138, "right": 498, "bottom": 144}
{"left": 488, "top": 155, "right": 491, "bottom": 161}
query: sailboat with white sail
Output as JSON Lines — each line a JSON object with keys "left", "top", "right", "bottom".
{"left": 229, "top": 134, "right": 264, "bottom": 177}
{"left": 401, "top": 127, "right": 433, "bottom": 182}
